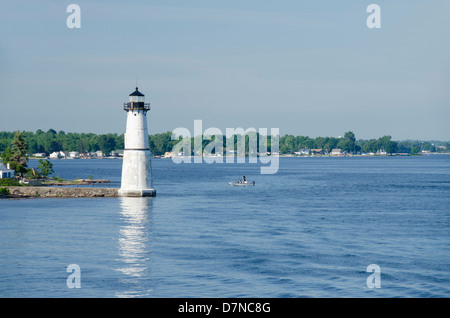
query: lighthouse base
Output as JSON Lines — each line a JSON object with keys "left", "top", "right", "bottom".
{"left": 120, "top": 149, "right": 155, "bottom": 197}
{"left": 118, "top": 188, "right": 156, "bottom": 197}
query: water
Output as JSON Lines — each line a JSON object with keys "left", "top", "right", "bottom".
{"left": 0, "top": 156, "right": 449, "bottom": 297}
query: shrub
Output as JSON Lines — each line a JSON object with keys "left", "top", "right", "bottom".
{"left": 0, "top": 178, "right": 21, "bottom": 186}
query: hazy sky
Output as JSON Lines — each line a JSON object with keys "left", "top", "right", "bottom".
{"left": 0, "top": 0, "right": 449, "bottom": 140}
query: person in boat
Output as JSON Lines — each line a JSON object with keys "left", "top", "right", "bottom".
{"left": 243, "top": 175, "right": 246, "bottom": 183}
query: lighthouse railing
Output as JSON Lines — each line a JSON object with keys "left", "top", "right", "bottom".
{"left": 123, "top": 102, "right": 150, "bottom": 111}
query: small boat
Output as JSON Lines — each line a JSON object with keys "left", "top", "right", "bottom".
{"left": 229, "top": 181, "right": 255, "bottom": 186}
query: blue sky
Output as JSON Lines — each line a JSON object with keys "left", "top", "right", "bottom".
{"left": 0, "top": 0, "right": 449, "bottom": 140}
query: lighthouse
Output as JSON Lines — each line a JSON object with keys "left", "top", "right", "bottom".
{"left": 118, "top": 87, "right": 156, "bottom": 197}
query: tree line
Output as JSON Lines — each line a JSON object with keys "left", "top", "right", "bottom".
{"left": 280, "top": 132, "right": 448, "bottom": 154}
{"left": 0, "top": 129, "right": 448, "bottom": 157}
{"left": 0, "top": 129, "right": 177, "bottom": 157}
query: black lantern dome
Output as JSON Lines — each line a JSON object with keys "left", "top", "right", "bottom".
{"left": 129, "top": 87, "right": 145, "bottom": 97}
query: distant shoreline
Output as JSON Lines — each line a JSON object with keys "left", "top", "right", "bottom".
{"left": 27, "top": 152, "right": 449, "bottom": 160}
{"left": 1, "top": 130, "right": 448, "bottom": 159}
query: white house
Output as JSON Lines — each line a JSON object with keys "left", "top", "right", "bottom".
{"left": 49, "top": 152, "right": 60, "bottom": 159}
{"left": 69, "top": 151, "right": 80, "bottom": 158}
{"left": 0, "top": 163, "right": 15, "bottom": 179}
{"left": 330, "top": 149, "right": 343, "bottom": 156}
{"left": 295, "top": 148, "right": 311, "bottom": 156}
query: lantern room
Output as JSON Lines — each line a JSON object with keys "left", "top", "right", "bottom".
{"left": 123, "top": 87, "right": 150, "bottom": 111}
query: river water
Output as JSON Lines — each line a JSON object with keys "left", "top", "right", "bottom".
{"left": 0, "top": 155, "right": 449, "bottom": 297}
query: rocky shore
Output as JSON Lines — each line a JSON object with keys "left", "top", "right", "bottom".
{"left": 2, "top": 186, "right": 119, "bottom": 198}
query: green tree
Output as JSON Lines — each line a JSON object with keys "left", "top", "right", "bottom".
{"left": 323, "top": 138, "right": 339, "bottom": 154}
{"left": 362, "top": 139, "right": 380, "bottom": 153}
{"left": 77, "top": 139, "right": 87, "bottom": 153}
{"left": 379, "top": 135, "right": 398, "bottom": 154}
{"left": 47, "top": 128, "right": 57, "bottom": 137}
{"left": 10, "top": 130, "right": 29, "bottom": 176}
{"left": 37, "top": 159, "right": 54, "bottom": 177}
{"left": 344, "top": 131, "right": 356, "bottom": 142}
{"left": 279, "top": 135, "right": 296, "bottom": 154}
{"left": 0, "top": 147, "right": 13, "bottom": 165}
{"left": 410, "top": 146, "right": 419, "bottom": 155}
{"left": 48, "top": 140, "right": 62, "bottom": 153}
{"left": 337, "top": 139, "right": 353, "bottom": 153}
{"left": 340, "top": 131, "right": 356, "bottom": 153}
{"left": 98, "top": 134, "right": 117, "bottom": 155}
{"left": 149, "top": 132, "right": 175, "bottom": 156}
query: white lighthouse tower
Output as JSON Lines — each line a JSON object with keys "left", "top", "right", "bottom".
{"left": 118, "top": 87, "right": 156, "bottom": 197}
